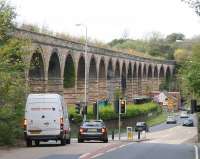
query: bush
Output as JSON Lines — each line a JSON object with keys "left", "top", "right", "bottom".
{"left": 68, "top": 102, "right": 159, "bottom": 123}
{"left": 0, "top": 106, "right": 24, "bottom": 145}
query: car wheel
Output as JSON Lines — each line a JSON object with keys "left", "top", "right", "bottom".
{"left": 78, "top": 139, "right": 83, "bottom": 143}
{"left": 26, "top": 139, "right": 32, "bottom": 147}
{"left": 66, "top": 138, "right": 71, "bottom": 144}
{"left": 35, "top": 140, "right": 40, "bottom": 146}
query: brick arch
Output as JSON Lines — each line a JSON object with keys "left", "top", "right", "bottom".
{"left": 121, "top": 61, "right": 127, "bottom": 91}
{"left": 143, "top": 64, "right": 147, "bottom": 78}
{"left": 63, "top": 54, "right": 75, "bottom": 88}
{"left": 165, "top": 66, "right": 171, "bottom": 78}
{"left": 159, "top": 65, "right": 164, "bottom": 78}
{"left": 154, "top": 65, "right": 158, "bottom": 78}
{"left": 28, "top": 48, "right": 45, "bottom": 80}
{"left": 127, "top": 62, "right": 132, "bottom": 79}
{"left": 89, "top": 55, "right": 97, "bottom": 79}
{"left": 133, "top": 62, "right": 137, "bottom": 78}
{"left": 107, "top": 58, "right": 114, "bottom": 80}
{"left": 115, "top": 60, "right": 120, "bottom": 78}
{"left": 77, "top": 55, "right": 85, "bottom": 80}
{"left": 48, "top": 50, "right": 61, "bottom": 79}
{"left": 138, "top": 63, "right": 142, "bottom": 79}
{"left": 147, "top": 64, "right": 153, "bottom": 79}
{"left": 99, "top": 57, "right": 106, "bottom": 80}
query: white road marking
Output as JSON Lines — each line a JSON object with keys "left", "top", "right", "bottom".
{"left": 90, "top": 153, "right": 104, "bottom": 159}
{"left": 126, "top": 142, "right": 134, "bottom": 146}
{"left": 119, "top": 144, "right": 126, "bottom": 148}
{"left": 103, "top": 143, "right": 111, "bottom": 148}
{"left": 194, "top": 145, "right": 199, "bottom": 159}
{"left": 106, "top": 147, "right": 117, "bottom": 153}
{"left": 79, "top": 153, "right": 90, "bottom": 158}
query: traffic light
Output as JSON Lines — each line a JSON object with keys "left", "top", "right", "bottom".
{"left": 120, "top": 99, "right": 126, "bottom": 114}
{"left": 75, "top": 103, "right": 81, "bottom": 114}
{"left": 93, "top": 102, "right": 97, "bottom": 117}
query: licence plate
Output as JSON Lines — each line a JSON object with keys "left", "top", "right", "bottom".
{"left": 29, "top": 130, "right": 41, "bottom": 134}
{"left": 88, "top": 128, "right": 97, "bottom": 132}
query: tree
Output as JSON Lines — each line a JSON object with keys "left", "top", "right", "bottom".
{"left": 179, "top": 44, "right": 200, "bottom": 99}
{"left": 182, "top": 0, "right": 200, "bottom": 16}
{"left": 0, "top": 0, "right": 30, "bottom": 145}
{"left": 166, "top": 33, "right": 185, "bottom": 43}
{"left": 174, "top": 48, "right": 190, "bottom": 63}
{"left": 0, "top": 0, "right": 16, "bottom": 42}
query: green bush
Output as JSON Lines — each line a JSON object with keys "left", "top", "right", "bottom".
{"left": 0, "top": 106, "right": 24, "bottom": 145}
{"left": 68, "top": 102, "right": 160, "bottom": 123}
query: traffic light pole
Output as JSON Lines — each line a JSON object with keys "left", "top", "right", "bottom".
{"left": 97, "top": 99, "right": 99, "bottom": 120}
{"left": 118, "top": 99, "right": 121, "bottom": 140}
{"left": 83, "top": 106, "right": 86, "bottom": 121}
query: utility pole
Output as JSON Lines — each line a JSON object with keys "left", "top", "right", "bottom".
{"left": 118, "top": 98, "right": 121, "bottom": 140}
{"left": 76, "top": 23, "right": 88, "bottom": 121}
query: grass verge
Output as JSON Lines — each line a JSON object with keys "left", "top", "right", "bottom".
{"left": 146, "top": 112, "right": 167, "bottom": 127}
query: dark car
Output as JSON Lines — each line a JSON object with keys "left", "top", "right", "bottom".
{"left": 135, "top": 122, "right": 149, "bottom": 132}
{"left": 78, "top": 120, "right": 108, "bottom": 143}
{"left": 182, "top": 118, "right": 194, "bottom": 127}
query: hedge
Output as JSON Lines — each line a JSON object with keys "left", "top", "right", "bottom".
{"left": 68, "top": 102, "right": 160, "bottom": 123}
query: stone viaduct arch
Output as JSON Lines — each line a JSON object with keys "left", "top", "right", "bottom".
{"left": 16, "top": 28, "right": 176, "bottom": 104}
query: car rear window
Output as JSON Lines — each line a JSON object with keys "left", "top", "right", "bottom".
{"left": 83, "top": 122, "right": 103, "bottom": 127}
{"left": 136, "top": 122, "right": 145, "bottom": 126}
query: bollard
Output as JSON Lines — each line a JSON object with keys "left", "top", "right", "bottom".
{"left": 138, "top": 131, "right": 140, "bottom": 140}
{"left": 112, "top": 130, "right": 114, "bottom": 140}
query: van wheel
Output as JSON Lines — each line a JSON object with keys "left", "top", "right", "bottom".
{"left": 61, "top": 138, "right": 66, "bottom": 145}
{"left": 26, "top": 139, "right": 32, "bottom": 147}
{"left": 66, "top": 138, "right": 71, "bottom": 144}
{"left": 35, "top": 140, "right": 40, "bottom": 146}
{"left": 104, "top": 139, "right": 108, "bottom": 143}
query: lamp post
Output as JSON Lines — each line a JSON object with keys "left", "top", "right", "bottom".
{"left": 76, "top": 24, "right": 87, "bottom": 121}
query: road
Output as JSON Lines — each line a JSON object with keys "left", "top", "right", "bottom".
{"left": 149, "top": 113, "right": 197, "bottom": 132}
{"left": 93, "top": 143, "right": 195, "bottom": 159}
{"left": 0, "top": 113, "right": 198, "bottom": 159}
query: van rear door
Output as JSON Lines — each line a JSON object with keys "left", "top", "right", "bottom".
{"left": 27, "top": 99, "right": 61, "bottom": 136}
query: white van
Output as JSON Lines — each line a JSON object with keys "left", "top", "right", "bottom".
{"left": 24, "top": 94, "right": 71, "bottom": 147}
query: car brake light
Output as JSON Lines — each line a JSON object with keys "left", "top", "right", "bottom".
{"left": 24, "top": 119, "right": 27, "bottom": 130}
{"left": 102, "top": 128, "right": 106, "bottom": 133}
{"left": 80, "top": 128, "right": 84, "bottom": 133}
{"left": 60, "top": 117, "right": 64, "bottom": 130}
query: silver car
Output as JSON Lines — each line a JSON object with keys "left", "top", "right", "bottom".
{"left": 166, "top": 116, "right": 177, "bottom": 124}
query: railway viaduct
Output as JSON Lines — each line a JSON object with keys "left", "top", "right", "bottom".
{"left": 15, "top": 28, "right": 176, "bottom": 104}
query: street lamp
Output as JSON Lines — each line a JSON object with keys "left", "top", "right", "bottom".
{"left": 76, "top": 24, "right": 88, "bottom": 121}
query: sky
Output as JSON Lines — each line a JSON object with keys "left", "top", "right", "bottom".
{"left": 10, "top": 0, "right": 200, "bottom": 42}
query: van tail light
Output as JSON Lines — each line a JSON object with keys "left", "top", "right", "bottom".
{"left": 101, "top": 128, "right": 106, "bottom": 133}
{"left": 79, "top": 128, "right": 85, "bottom": 134}
{"left": 24, "top": 119, "right": 27, "bottom": 130}
{"left": 60, "top": 117, "right": 64, "bottom": 130}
